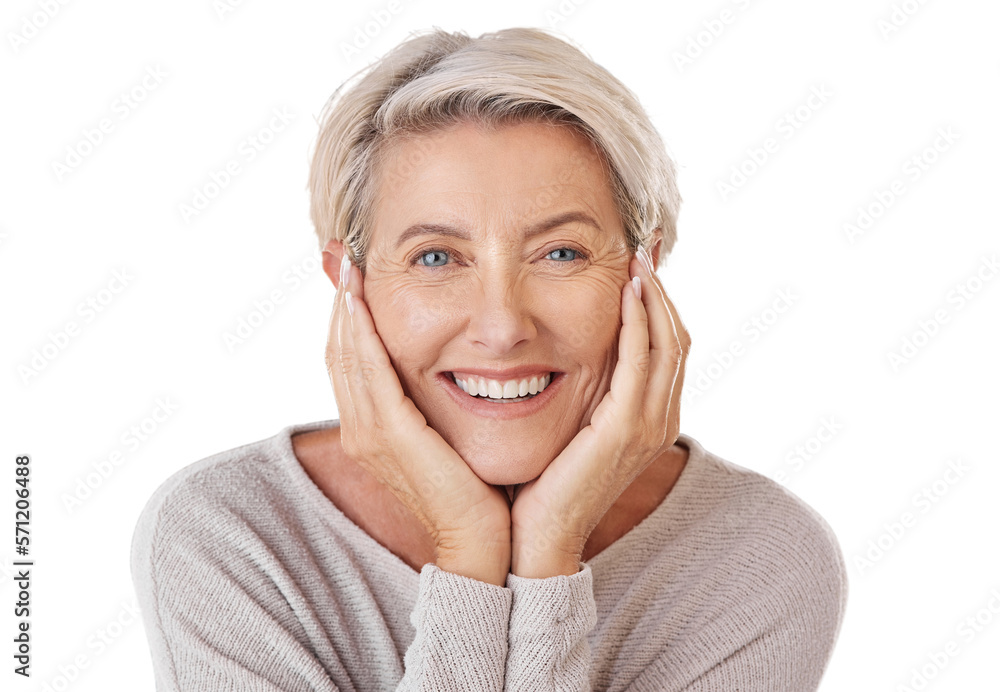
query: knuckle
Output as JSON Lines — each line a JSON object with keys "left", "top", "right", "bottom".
{"left": 631, "top": 350, "right": 651, "bottom": 374}
{"left": 679, "top": 329, "right": 693, "bottom": 352}
{"left": 664, "top": 340, "right": 688, "bottom": 363}
{"left": 323, "top": 346, "right": 338, "bottom": 372}
{"left": 359, "top": 360, "right": 379, "bottom": 383}
{"left": 334, "top": 346, "right": 357, "bottom": 376}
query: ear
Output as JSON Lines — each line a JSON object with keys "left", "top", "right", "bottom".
{"left": 648, "top": 229, "right": 664, "bottom": 272}
{"left": 321, "top": 239, "right": 347, "bottom": 289}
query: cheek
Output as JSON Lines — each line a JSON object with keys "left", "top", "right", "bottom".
{"left": 368, "top": 282, "right": 459, "bottom": 362}
{"left": 367, "top": 273, "right": 624, "bottom": 370}
{"left": 541, "top": 280, "right": 623, "bottom": 357}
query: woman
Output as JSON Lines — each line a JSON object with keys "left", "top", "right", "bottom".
{"left": 131, "top": 27, "right": 847, "bottom": 691}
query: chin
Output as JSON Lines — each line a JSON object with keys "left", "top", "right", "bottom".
{"left": 455, "top": 442, "right": 553, "bottom": 486}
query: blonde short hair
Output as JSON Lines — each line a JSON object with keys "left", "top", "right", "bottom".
{"left": 308, "top": 26, "right": 681, "bottom": 272}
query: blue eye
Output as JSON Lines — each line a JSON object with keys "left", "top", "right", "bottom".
{"left": 413, "top": 246, "right": 584, "bottom": 268}
{"left": 417, "top": 250, "right": 449, "bottom": 267}
{"left": 547, "top": 248, "right": 578, "bottom": 262}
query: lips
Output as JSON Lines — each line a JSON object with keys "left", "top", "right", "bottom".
{"left": 442, "top": 365, "right": 561, "bottom": 380}
{"left": 437, "top": 370, "right": 563, "bottom": 419}
{"left": 448, "top": 372, "right": 553, "bottom": 400}
{"left": 443, "top": 370, "right": 560, "bottom": 383}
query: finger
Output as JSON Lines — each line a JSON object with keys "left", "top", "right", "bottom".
{"left": 657, "top": 290, "right": 688, "bottom": 440}
{"left": 636, "top": 248, "right": 690, "bottom": 436}
{"left": 602, "top": 259, "right": 650, "bottom": 425}
{"left": 335, "top": 259, "right": 386, "bottom": 434}
{"left": 333, "top": 261, "right": 427, "bottom": 502}
{"left": 652, "top": 275, "right": 691, "bottom": 435}
{"left": 634, "top": 249, "right": 677, "bottom": 392}
{"left": 643, "top": 255, "right": 691, "bottom": 443}
{"left": 336, "top": 260, "right": 429, "bottom": 448}
{"left": 326, "top": 264, "right": 363, "bottom": 440}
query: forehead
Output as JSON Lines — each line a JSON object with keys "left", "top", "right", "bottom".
{"left": 378, "top": 119, "right": 608, "bottom": 182}
{"left": 371, "top": 119, "right": 619, "bottom": 245}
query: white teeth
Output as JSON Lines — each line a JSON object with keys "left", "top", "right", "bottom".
{"left": 453, "top": 373, "right": 552, "bottom": 400}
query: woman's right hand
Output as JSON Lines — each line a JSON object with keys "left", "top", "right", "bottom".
{"left": 326, "top": 250, "right": 512, "bottom": 586}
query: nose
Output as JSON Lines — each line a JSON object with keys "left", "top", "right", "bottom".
{"left": 464, "top": 270, "right": 537, "bottom": 355}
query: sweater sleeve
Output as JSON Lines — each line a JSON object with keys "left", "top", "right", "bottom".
{"left": 676, "top": 536, "right": 848, "bottom": 692}
{"left": 503, "top": 562, "right": 599, "bottom": 691}
{"left": 399, "top": 563, "right": 512, "bottom": 690}
{"left": 622, "top": 507, "right": 848, "bottom": 691}
{"left": 131, "top": 497, "right": 346, "bottom": 691}
{"left": 629, "top": 557, "right": 847, "bottom": 692}
{"left": 132, "top": 485, "right": 516, "bottom": 691}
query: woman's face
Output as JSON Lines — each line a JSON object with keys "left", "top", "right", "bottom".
{"left": 361, "top": 119, "right": 636, "bottom": 486}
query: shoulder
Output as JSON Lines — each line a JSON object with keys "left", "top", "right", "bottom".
{"left": 608, "top": 436, "right": 849, "bottom": 690}
{"left": 128, "top": 422, "right": 378, "bottom": 689}
{"left": 132, "top": 429, "right": 282, "bottom": 541}
{"left": 679, "top": 433, "right": 847, "bottom": 586}
{"left": 671, "top": 433, "right": 848, "bottom": 630}
{"left": 130, "top": 420, "right": 337, "bottom": 579}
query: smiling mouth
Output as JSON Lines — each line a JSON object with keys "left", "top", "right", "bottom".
{"left": 446, "top": 372, "right": 557, "bottom": 403}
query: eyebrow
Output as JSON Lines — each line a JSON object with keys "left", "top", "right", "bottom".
{"left": 393, "top": 211, "right": 603, "bottom": 250}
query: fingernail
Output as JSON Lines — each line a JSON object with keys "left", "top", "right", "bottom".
{"left": 345, "top": 291, "right": 354, "bottom": 316}
{"left": 340, "top": 254, "right": 350, "bottom": 287}
{"left": 632, "top": 276, "right": 641, "bottom": 300}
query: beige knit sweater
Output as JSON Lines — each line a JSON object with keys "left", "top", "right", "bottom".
{"left": 130, "top": 419, "right": 847, "bottom": 690}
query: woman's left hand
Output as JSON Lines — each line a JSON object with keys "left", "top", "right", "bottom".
{"left": 508, "top": 245, "right": 691, "bottom": 578}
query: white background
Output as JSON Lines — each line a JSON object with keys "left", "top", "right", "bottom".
{"left": 2, "top": 0, "right": 998, "bottom": 690}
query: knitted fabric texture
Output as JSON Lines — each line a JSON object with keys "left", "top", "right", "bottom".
{"left": 131, "top": 419, "right": 847, "bottom": 691}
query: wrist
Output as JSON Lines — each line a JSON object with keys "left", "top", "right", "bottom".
{"left": 435, "top": 552, "right": 510, "bottom": 587}
{"left": 511, "top": 524, "right": 586, "bottom": 579}
{"left": 510, "top": 548, "right": 582, "bottom": 579}
{"left": 434, "top": 533, "right": 511, "bottom": 587}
